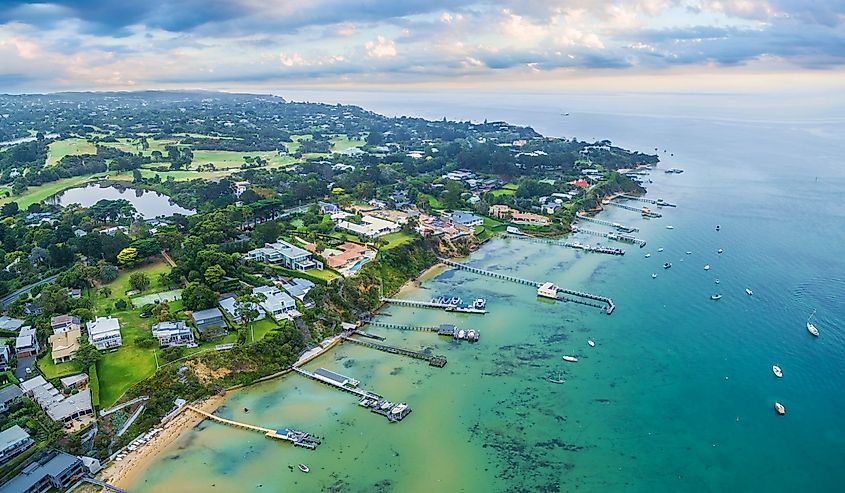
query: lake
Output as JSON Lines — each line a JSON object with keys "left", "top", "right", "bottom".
{"left": 49, "top": 184, "right": 195, "bottom": 219}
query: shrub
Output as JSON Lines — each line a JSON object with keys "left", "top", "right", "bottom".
{"left": 89, "top": 364, "right": 100, "bottom": 409}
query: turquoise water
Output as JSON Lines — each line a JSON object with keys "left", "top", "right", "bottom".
{"left": 129, "top": 93, "right": 845, "bottom": 492}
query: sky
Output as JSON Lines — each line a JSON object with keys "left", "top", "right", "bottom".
{"left": 0, "top": 0, "right": 844, "bottom": 94}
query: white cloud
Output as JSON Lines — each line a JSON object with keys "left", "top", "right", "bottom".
{"left": 365, "top": 35, "right": 397, "bottom": 59}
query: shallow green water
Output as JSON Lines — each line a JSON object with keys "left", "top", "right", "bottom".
{"left": 128, "top": 100, "right": 845, "bottom": 492}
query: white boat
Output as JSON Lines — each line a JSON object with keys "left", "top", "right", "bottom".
{"left": 562, "top": 356, "right": 578, "bottom": 363}
{"left": 715, "top": 279, "right": 720, "bottom": 284}
{"left": 772, "top": 365, "right": 783, "bottom": 378}
{"left": 774, "top": 402, "right": 786, "bottom": 415}
{"left": 537, "top": 282, "right": 559, "bottom": 299}
{"left": 710, "top": 294, "right": 722, "bottom": 300}
{"left": 717, "top": 249, "right": 723, "bottom": 254}
{"left": 657, "top": 248, "right": 664, "bottom": 252}
{"left": 588, "top": 340, "right": 595, "bottom": 347}
{"left": 547, "top": 371, "right": 565, "bottom": 384}
{"left": 686, "top": 251, "right": 692, "bottom": 255}
{"left": 704, "top": 264, "right": 710, "bottom": 271}
{"left": 807, "top": 309, "right": 819, "bottom": 337}
{"left": 651, "top": 273, "right": 657, "bottom": 279}
{"left": 298, "top": 464, "right": 310, "bottom": 473}
{"left": 745, "top": 288, "right": 753, "bottom": 296}
{"left": 666, "top": 225, "right": 674, "bottom": 229}
{"left": 645, "top": 253, "right": 651, "bottom": 258}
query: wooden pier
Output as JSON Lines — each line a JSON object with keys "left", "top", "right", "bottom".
{"left": 380, "top": 297, "right": 487, "bottom": 314}
{"left": 438, "top": 258, "right": 616, "bottom": 315}
{"left": 575, "top": 214, "right": 639, "bottom": 232}
{"left": 505, "top": 234, "right": 625, "bottom": 255}
{"left": 619, "top": 194, "right": 677, "bottom": 207}
{"left": 363, "top": 321, "right": 480, "bottom": 342}
{"left": 605, "top": 201, "right": 663, "bottom": 218}
{"left": 185, "top": 405, "right": 321, "bottom": 449}
{"left": 342, "top": 336, "right": 446, "bottom": 367}
{"left": 570, "top": 225, "right": 646, "bottom": 247}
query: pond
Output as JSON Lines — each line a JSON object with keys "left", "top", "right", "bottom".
{"left": 48, "top": 184, "right": 195, "bottom": 219}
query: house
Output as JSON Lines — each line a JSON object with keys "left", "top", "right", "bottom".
{"left": 99, "top": 225, "right": 128, "bottom": 236}
{"left": 253, "top": 286, "right": 297, "bottom": 320}
{"left": 48, "top": 328, "right": 81, "bottom": 363}
{"left": 15, "top": 326, "right": 39, "bottom": 358}
{"left": 19, "top": 376, "right": 94, "bottom": 425}
{"left": 0, "top": 425, "right": 34, "bottom": 466}
{"left": 0, "top": 385, "right": 23, "bottom": 414}
{"left": 232, "top": 180, "right": 250, "bottom": 197}
{"left": 0, "top": 449, "right": 87, "bottom": 493}
{"left": 448, "top": 211, "right": 484, "bottom": 228}
{"left": 488, "top": 204, "right": 551, "bottom": 225}
{"left": 0, "top": 346, "right": 10, "bottom": 371}
{"left": 245, "top": 240, "right": 324, "bottom": 271}
{"left": 336, "top": 215, "right": 400, "bottom": 238}
{"left": 191, "top": 308, "right": 228, "bottom": 338}
{"left": 0, "top": 316, "right": 23, "bottom": 332}
{"left": 151, "top": 321, "right": 196, "bottom": 347}
{"left": 281, "top": 278, "right": 314, "bottom": 303}
{"left": 59, "top": 374, "right": 88, "bottom": 391}
{"left": 50, "top": 315, "right": 81, "bottom": 335}
{"left": 86, "top": 317, "right": 122, "bottom": 350}
{"left": 318, "top": 201, "right": 340, "bottom": 214}
{"left": 569, "top": 178, "right": 590, "bottom": 189}
{"left": 306, "top": 241, "right": 372, "bottom": 271}
{"left": 219, "top": 296, "right": 265, "bottom": 324}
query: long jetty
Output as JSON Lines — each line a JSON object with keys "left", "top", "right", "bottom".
{"left": 364, "top": 321, "right": 480, "bottom": 342}
{"left": 575, "top": 214, "right": 639, "bottom": 232}
{"left": 437, "top": 258, "right": 615, "bottom": 315}
{"left": 619, "top": 194, "right": 677, "bottom": 207}
{"left": 605, "top": 201, "right": 663, "bottom": 218}
{"left": 185, "top": 405, "right": 321, "bottom": 449}
{"left": 505, "top": 234, "right": 625, "bottom": 255}
{"left": 380, "top": 297, "right": 487, "bottom": 314}
{"left": 342, "top": 336, "right": 446, "bottom": 367}
{"left": 570, "top": 225, "right": 646, "bottom": 247}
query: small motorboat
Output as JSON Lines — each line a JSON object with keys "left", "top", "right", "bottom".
{"left": 686, "top": 251, "right": 692, "bottom": 255}
{"left": 652, "top": 273, "right": 657, "bottom": 279}
{"left": 243, "top": 407, "right": 249, "bottom": 413}
{"left": 645, "top": 253, "right": 651, "bottom": 258}
{"left": 774, "top": 402, "right": 785, "bottom": 415}
{"left": 745, "top": 288, "right": 753, "bottom": 296}
{"left": 298, "top": 464, "right": 310, "bottom": 473}
{"left": 588, "top": 340, "right": 595, "bottom": 347}
{"left": 715, "top": 279, "right": 720, "bottom": 284}
{"left": 562, "top": 356, "right": 578, "bottom": 363}
{"left": 663, "top": 262, "right": 672, "bottom": 269}
{"left": 772, "top": 365, "right": 783, "bottom": 378}
{"left": 716, "top": 225, "right": 721, "bottom": 231}
{"left": 807, "top": 309, "right": 819, "bottom": 337}
{"left": 657, "top": 248, "right": 664, "bottom": 252}
{"left": 704, "top": 264, "right": 710, "bottom": 271}
{"left": 666, "top": 225, "right": 674, "bottom": 229}
{"left": 717, "top": 249, "right": 723, "bottom": 254}
{"left": 710, "top": 294, "right": 722, "bottom": 300}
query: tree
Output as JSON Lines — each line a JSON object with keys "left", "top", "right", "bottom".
{"left": 160, "top": 345, "right": 184, "bottom": 362}
{"left": 115, "top": 299, "right": 128, "bottom": 310}
{"left": 134, "top": 334, "right": 156, "bottom": 348}
{"left": 117, "top": 247, "right": 138, "bottom": 265}
{"left": 98, "top": 263, "right": 119, "bottom": 283}
{"left": 157, "top": 272, "right": 171, "bottom": 288}
{"left": 0, "top": 201, "right": 18, "bottom": 218}
{"left": 73, "top": 339, "right": 102, "bottom": 371}
{"left": 129, "top": 272, "right": 151, "bottom": 292}
{"left": 152, "top": 301, "right": 173, "bottom": 322}
{"left": 36, "top": 284, "right": 71, "bottom": 315}
{"left": 182, "top": 282, "right": 217, "bottom": 311}
{"left": 204, "top": 264, "right": 226, "bottom": 286}
{"left": 235, "top": 292, "right": 265, "bottom": 342}
{"left": 99, "top": 286, "right": 112, "bottom": 298}
{"left": 442, "top": 180, "right": 465, "bottom": 209}
{"left": 132, "top": 169, "right": 143, "bottom": 183}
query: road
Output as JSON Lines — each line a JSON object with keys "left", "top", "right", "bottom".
{"left": 0, "top": 273, "right": 60, "bottom": 308}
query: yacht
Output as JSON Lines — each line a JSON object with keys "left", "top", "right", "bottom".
{"left": 745, "top": 288, "right": 753, "bottom": 296}
{"left": 666, "top": 225, "right": 674, "bottom": 230}
{"left": 772, "top": 365, "right": 783, "bottom": 378}
{"left": 711, "top": 294, "right": 722, "bottom": 300}
{"left": 562, "top": 356, "right": 578, "bottom": 363}
{"left": 704, "top": 264, "right": 710, "bottom": 271}
{"left": 807, "top": 309, "right": 819, "bottom": 337}
{"left": 657, "top": 248, "right": 664, "bottom": 252}
{"left": 588, "top": 340, "right": 596, "bottom": 347}
{"left": 645, "top": 253, "right": 651, "bottom": 258}
{"left": 774, "top": 402, "right": 786, "bottom": 415}
{"left": 298, "top": 464, "right": 310, "bottom": 473}
{"left": 686, "top": 251, "right": 692, "bottom": 255}
{"left": 652, "top": 273, "right": 657, "bottom": 279}
{"left": 663, "top": 262, "right": 672, "bottom": 269}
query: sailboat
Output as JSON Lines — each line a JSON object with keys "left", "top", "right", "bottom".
{"left": 547, "top": 371, "right": 565, "bottom": 384}
{"left": 807, "top": 309, "right": 819, "bottom": 337}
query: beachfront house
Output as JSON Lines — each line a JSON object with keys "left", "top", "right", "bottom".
{"left": 19, "top": 376, "right": 94, "bottom": 425}
{"left": 59, "top": 374, "right": 89, "bottom": 391}
{"left": 50, "top": 315, "right": 81, "bottom": 334}
{"left": 191, "top": 307, "right": 228, "bottom": 339}
{"left": 336, "top": 215, "right": 400, "bottom": 238}
{"left": 253, "top": 286, "right": 297, "bottom": 320}
{"left": 151, "top": 321, "right": 196, "bottom": 347}
{"left": 15, "top": 326, "right": 39, "bottom": 358}
{"left": 0, "top": 449, "right": 87, "bottom": 493}
{"left": 448, "top": 211, "right": 484, "bottom": 228}
{"left": 0, "top": 425, "right": 34, "bottom": 466}
{"left": 245, "top": 240, "right": 324, "bottom": 271}
{"left": 86, "top": 317, "right": 122, "bottom": 350}
{"left": 48, "top": 328, "right": 82, "bottom": 363}
{"left": 219, "top": 296, "right": 265, "bottom": 324}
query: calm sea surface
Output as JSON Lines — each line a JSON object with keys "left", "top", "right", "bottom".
{"left": 129, "top": 91, "right": 845, "bottom": 492}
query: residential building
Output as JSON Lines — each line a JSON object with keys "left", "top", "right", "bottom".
{"left": 0, "top": 449, "right": 87, "bottom": 493}
{"left": 0, "top": 346, "right": 10, "bottom": 371}
{"left": 0, "top": 425, "right": 34, "bottom": 466}
{"left": 0, "top": 385, "right": 23, "bottom": 413}
{"left": 488, "top": 204, "right": 551, "bottom": 226}
{"left": 58, "top": 374, "right": 88, "bottom": 391}
{"left": 48, "top": 328, "right": 81, "bottom": 363}
{"left": 19, "top": 376, "right": 94, "bottom": 425}
{"left": 448, "top": 211, "right": 484, "bottom": 228}
{"left": 281, "top": 278, "right": 314, "bottom": 303}
{"left": 0, "top": 316, "right": 24, "bottom": 332}
{"left": 15, "top": 326, "right": 39, "bottom": 358}
{"left": 86, "top": 317, "right": 122, "bottom": 350}
{"left": 245, "top": 240, "right": 324, "bottom": 270}
{"left": 318, "top": 201, "right": 340, "bottom": 214}
{"left": 336, "top": 215, "right": 400, "bottom": 238}
{"left": 151, "top": 321, "right": 196, "bottom": 347}
{"left": 305, "top": 241, "right": 372, "bottom": 271}
{"left": 191, "top": 308, "right": 228, "bottom": 338}
{"left": 48, "top": 316, "right": 80, "bottom": 337}
{"left": 219, "top": 296, "right": 265, "bottom": 324}
{"left": 253, "top": 286, "right": 297, "bottom": 320}
{"left": 232, "top": 180, "right": 250, "bottom": 197}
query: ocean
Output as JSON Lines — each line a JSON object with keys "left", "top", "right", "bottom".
{"left": 128, "top": 90, "right": 845, "bottom": 492}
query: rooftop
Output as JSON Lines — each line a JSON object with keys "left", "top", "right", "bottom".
{"left": 87, "top": 317, "right": 120, "bottom": 337}
{"left": 0, "top": 424, "right": 30, "bottom": 449}
{"left": 192, "top": 307, "right": 224, "bottom": 322}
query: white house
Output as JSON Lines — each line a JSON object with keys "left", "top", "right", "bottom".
{"left": 253, "top": 286, "right": 297, "bottom": 320}
{"left": 336, "top": 215, "right": 400, "bottom": 238}
{"left": 219, "top": 296, "right": 265, "bottom": 324}
{"left": 87, "top": 317, "right": 122, "bottom": 350}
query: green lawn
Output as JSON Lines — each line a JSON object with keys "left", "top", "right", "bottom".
{"left": 0, "top": 174, "right": 98, "bottom": 207}
{"left": 95, "top": 260, "right": 172, "bottom": 308}
{"left": 381, "top": 231, "right": 415, "bottom": 249}
{"left": 190, "top": 150, "right": 294, "bottom": 170}
{"left": 330, "top": 135, "right": 363, "bottom": 153}
{"left": 419, "top": 193, "right": 445, "bottom": 209}
{"left": 46, "top": 138, "right": 97, "bottom": 166}
{"left": 490, "top": 184, "right": 518, "bottom": 197}
{"left": 474, "top": 216, "right": 507, "bottom": 241}
{"left": 37, "top": 352, "right": 78, "bottom": 379}
{"left": 250, "top": 318, "right": 281, "bottom": 342}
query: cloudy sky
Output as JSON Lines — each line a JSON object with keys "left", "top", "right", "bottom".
{"left": 1, "top": 0, "right": 843, "bottom": 93}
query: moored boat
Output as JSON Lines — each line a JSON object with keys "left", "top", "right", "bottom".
{"left": 666, "top": 225, "right": 674, "bottom": 229}
{"left": 663, "top": 262, "right": 672, "bottom": 269}
{"left": 645, "top": 253, "right": 651, "bottom": 258}
{"left": 652, "top": 273, "right": 657, "bottom": 279}
{"left": 298, "top": 464, "right": 310, "bottom": 473}
{"left": 657, "top": 247, "right": 664, "bottom": 252}
{"left": 547, "top": 371, "right": 565, "bottom": 384}
{"left": 588, "top": 340, "right": 595, "bottom": 347}
{"left": 704, "top": 264, "right": 710, "bottom": 270}
{"left": 562, "top": 356, "right": 578, "bottom": 363}
{"left": 710, "top": 294, "right": 722, "bottom": 300}
{"left": 745, "top": 288, "right": 753, "bottom": 296}
{"left": 774, "top": 402, "right": 786, "bottom": 415}
{"left": 772, "top": 365, "right": 782, "bottom": 378}
{"left": 807, "top": 309, "right": 819, "bottom": 336}
{"left": 717, "top": 249, "right": 723, "bottom": 254}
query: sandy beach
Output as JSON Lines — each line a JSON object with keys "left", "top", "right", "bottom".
{"left": 396, "top": 262, "right": 447, "bottom": 296}
{"left": 104, "top": 395, "right": 225, "bottom": 489}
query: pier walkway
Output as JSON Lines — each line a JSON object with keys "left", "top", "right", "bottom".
{"left": 363, "top": 321, "right": 479, "bottom": 342}
{"left": 570, "top": 225, "right": 646, "bottom": 247}
{"left": 185, "top": 405, "right": 321, "bottom": 449}
{"left": 292, "top": 368, "right": 412, "bottom": 422}
{"left": 437, "top": 258, "right": 616, "bottom": 315}
{"left": 505, "top": 234, "right": 625, "bottom": 255}
{"left": 575, "top": 214, "right": 639, "bottom": 232}
{"left": 380, "top": 297, "right": 486, "bottom": 314}
{"left": 606, "top": 201, "right": 663, "bottom": 218}
{"left": 342, "top": 336, "right": 446, "bottom": 367}
{"left": 619, "top": 194, "right": 677, "bottom": 207}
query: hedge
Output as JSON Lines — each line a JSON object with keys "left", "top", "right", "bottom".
{"left": 89, "top": 364, "right": 100, "bottom": 409}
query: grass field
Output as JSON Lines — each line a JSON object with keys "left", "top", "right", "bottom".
{"left": 419, "top": 193, "right": 445, "bottom": 209}
{"left": 381, "top": 231, "right": 415, "bottom": 249}
{"left": 474, "top": 216, "right": 507, "bottom": 241}
{"left": 250, "top": 318, "right": 281, "bottom": 342}
{"left": 37, "top": 353, "right": 78, "bottom": 379}
{"left": 330, "top": 135, "right": 363, "bottom": 153}
{"left": 46, "top": 138, "right": 97, "bottom": 167}
{"left": 190, "top": 150, "right": 295, "bottom": 170}
{"left": 0, "top": 174, "right": 97, "bottom": 207}
{"left": 490, "top": 183, "right": 518, "bottom": 197}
